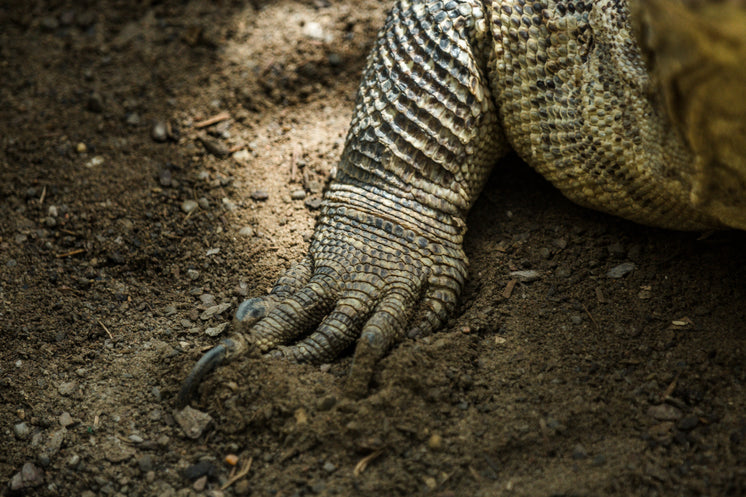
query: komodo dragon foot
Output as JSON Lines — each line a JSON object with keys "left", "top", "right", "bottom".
{"left": 179, "top": 0, "right": 746, "bottom": 407}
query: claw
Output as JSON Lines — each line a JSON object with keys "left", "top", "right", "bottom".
{"left": 176, "top": 335, "right": 246, "bottom": 408}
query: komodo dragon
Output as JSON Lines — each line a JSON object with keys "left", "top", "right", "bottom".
{"left": 178, "top": 0, "right": 746, "bottom": 405}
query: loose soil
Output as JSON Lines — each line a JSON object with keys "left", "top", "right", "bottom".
{"left": 2, "top": 1, "right": 745, "bottom": 496}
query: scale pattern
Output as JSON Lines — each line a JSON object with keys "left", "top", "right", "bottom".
{"left": 221, "top": 0, "right": 746, "bottom": 392}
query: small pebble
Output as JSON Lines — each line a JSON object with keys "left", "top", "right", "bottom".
{"left": 647, "top": 404, "right": 683, "bottom": 421}
{"left": 59, "top": 412, "right": 74, "bottom": 427}
{"left": 199, "top": 136, "right": 230, "bottom": 157}
{"left": 193, "top": 475, "right": 208, "bottom": 491}
{"left": 9, "top": 462, "right": 44, "bottom": 490}
{"left": 58, "top": 381, "right": 76, "bottom": 396}
{"left": 322, "top": 461, "right": 337, "bottom": 473}
{"left": 187, "top": 269, "right": 200, "bottom": 280}
{"left": 316, "top": 395, "right": 337, "bottom": 411}
{"left": 200, "top": 303, "right": 231, "bottom": 320}
{"left": 205, "top": 322, "right": 229, "bottom": 337}
{"left": 428, "top": 433, "right": 443, "bottom": 450}
{"left": 199, "top": 294, "right": 215, "bottom": 306}
{"left": 290, "top": 189, "right": 306, "bottom": 200}
{"left": 198, "top": 197, "right": 210, "bottom": 209}
{"left": 174, "top": 406, "right": 213, "bottom": 439}
{"left": 151, "top": 121, "right": 168, "bottom": 142}
{"left": 304, "top": 197, "right": 322, "bottom": 210}
{"left": 251, "top": 190, "right": 269, "bottom": 201}
{"left": 128, "top": 434, "right": 144, "bottom": 443}
{"left": 182, "top": 460, "right": 215, "bottom": 479}
{"left": 570, "top": 315, "right": 583, "bottom": 325}
{"left": 607, "top": 262, "right": 636, "bottom": 279}
{"left": 126, "top": 112, "right": 141, "bottom": 126}
{"left": 509, "top": 270, "right": 541, "bottom": 282}
{"left": 138, "top": 454, "right": 154, "bottom": 473}
{"left": 67, "top": 454, "right": 80, "bottom": 467}
{"left": 181, "top": 200, "right": 198, "bottom": 214}
{"left": 14, "top": 422, "right": 30, "bottom": 440}
{"left": 224, "top": 454, "right": 239, "bottom": 466}
{"left": 238, "top": 226, "right": 254, "bottom": 237}
{"left": 85, "top": 156, "right": 105, "bottom": 168}
{"left": 76, "top": 142, "right": 87, "bottom": 154}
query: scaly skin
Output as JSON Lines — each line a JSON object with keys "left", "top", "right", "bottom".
{"left": 178, "top": 0, "right": 746, "bottom": 404}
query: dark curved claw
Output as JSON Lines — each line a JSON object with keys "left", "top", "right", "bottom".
{"left": 177, "top": 338, "right": 236, "bottom": 408}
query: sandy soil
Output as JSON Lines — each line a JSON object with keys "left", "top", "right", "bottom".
{"left": 2, "top": 1, "right": 745, "bottom": 496}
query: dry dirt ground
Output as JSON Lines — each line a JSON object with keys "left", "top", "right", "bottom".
{"left": 2, "top": 1, "right": 746, "bottom": 496}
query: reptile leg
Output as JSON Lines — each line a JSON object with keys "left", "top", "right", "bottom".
{"left": 180, "top": 0, "right": 510, "bottom": 404}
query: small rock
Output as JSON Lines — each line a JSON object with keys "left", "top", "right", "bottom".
{"left": 199, "top": 294, "right": 215, "bottom": 306}
{"left": 198, "top": 136, "right": 230, "bottom": 157}
{"left": 302, "top": 21, "right": 325, "bottom": 41}
{"left": 233, "top": 149, "right": 251, "bottom": 162}
{"left": 428, "top": 433, "right": 443, "bottom": 450}
{"left": 205, "top": 322, "right": 229, "bottom": 337}
{"left": 174, "top": 406, "right": 213, "bottom": 439}
{"left": 151, "top": 121, "right": 168, "bottom": 142}
{"left": 182, "top": 460, "right": 216, "bottom": 480}
{"left": 206, "top": 248, "right": 220, "bottom": 256}
{"left": 304, "top": 197, "right": 322, "bottom": 210}
{"left": 14, "top": 422, "right": 30, "bottom": 440}
{"left": 322, "top": 461, "right": 337, "bottom": 473}
{"left": 181, "top": 200, "right": 199, "bottom": 214}
{"left": 58, "top": 381, "right": 76, "bottom": 396}
{"left": 316, "top": 395, "right": 337, "bottom": 411}
{"left": 290, "top": 189, "right": 306, "bottom": 200}
{"left": 138, "top": 454, "right": 154, "bottom": 473}
{"left": 43, "top": 428, "right": 67, "bottom": 457}
{"left": 194, "top": 475, "right": 208, "bottom": 491}
{"left": 198, "top": 197, "right": 210, "bottom": 209}
{"left": 126, "top": 112, "right": 141, "bottom": 126}
{"left": 251, "top": 190, "right": 269, "bottom": 201}
{"left": 200, "top": 303, "right": 231, "bottom": 320}
{"left": 647, "top": 404, "right": 683, "bottom": 421}
{"left": 238, "top": 226, "right": 254, "bottom": 237}
{"left": 128, "top": 434, "right": 144, "bottom": 443}
{"left": 509, "top": 270, "right": 541, "bottom": 282}
{"left": 187, "top": 269, "right": 200, "bottom": 280}
{"left": 570, "top": 315, "right": 583, "bottom": 325}
{"left": 85, "top": 156, "right": 105, "bottom": 168}
{"left": 59, "top": 412, "right": 74, "bottom": 427}
{"left": 607, "top": 262, "right": 636, "bottom": 279}
{"left": 159, "top": 167, "right": 173, "bottom": 187}
{"left": 67, "top": 454, "right": 80, "bottom": 467}
{"left": 9, "top": 462, "right": 44, "bottom": 491}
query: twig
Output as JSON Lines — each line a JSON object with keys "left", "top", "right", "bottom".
{"left": 582, "top": 303, "right": 600, "bottom": 331}
{"left": 55, "top": 248, "right": 85, "bottom": 258}
{"left": 97, "top": 319, "right": 113, "bottom": 340}
{"left": 194, "top": 111, "right": 231, "bottom": 129}
{"left": 39, "top": 186, "right": 47, "bottom": 206}
{"left": 220, "top": 457, "right": 252, "bottom": 490}
{"left": 502, "top": 279, "right": 517, "bottom": 299}
{"left": 353, "top": 449, "right": 383, "bottom": 477}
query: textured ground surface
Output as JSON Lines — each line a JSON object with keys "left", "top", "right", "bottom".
{"left": 1, "top": 1, "right": 745, "bottom": 496}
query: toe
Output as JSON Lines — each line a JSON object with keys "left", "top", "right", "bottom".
{"left": 249, "top": 274, "right": 337, "bottom": 351}
{"left": 345, "top": 286, "right": 419, "bottom": 396}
